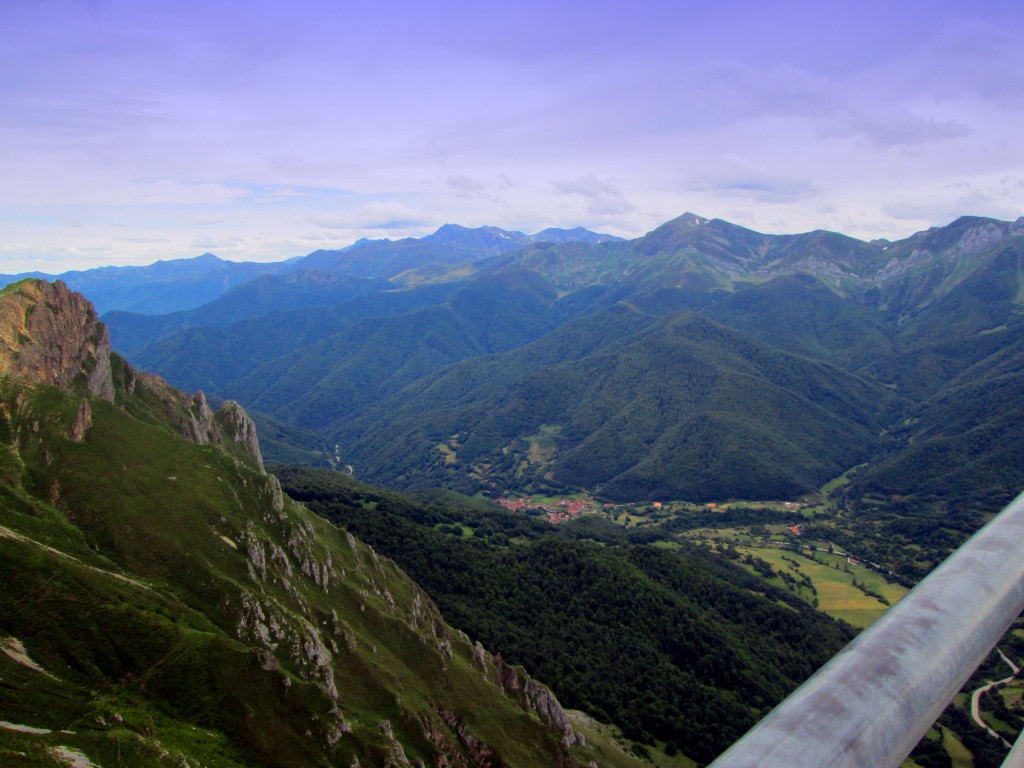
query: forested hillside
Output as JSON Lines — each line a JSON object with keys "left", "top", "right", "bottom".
{"left": 103, "top": 213, "right": 1024, "bottom": 526}
{"left": 0, "top": 280, "right": 644, "bottom": 768}
{"left": 277, "top": 466, "right": 854, "bottom": 763}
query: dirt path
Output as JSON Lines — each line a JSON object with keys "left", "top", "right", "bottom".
{"left": 50, "top": 746, "right": 99, "bottom": 767}
{"left": 969, "top": 648, "right": 1019, "bottom": 748}
{"left": 0, "top": 524, "right": 151, "bottom": 591}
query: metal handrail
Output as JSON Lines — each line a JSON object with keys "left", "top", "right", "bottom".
{"left": 708, "top": 490, "right": 1024, "bottom": 768}
{"left": 1006, "top": 732, "right": 1024, "bottom": 768}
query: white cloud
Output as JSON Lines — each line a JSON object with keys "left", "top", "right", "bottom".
{"left": 550, "top": 174, "right": 636, "bottom": 216}
{"left": 308, "top": 201, "right": 431, "bottom": 232}
{"left": 446, "top": 175, "right": 486, "bottom": 193}
{"left": 882, "top": 178, "right": 1024, "bottom": 224}
{"left": 686, "top": 154, "right": 818, "bottom": 204}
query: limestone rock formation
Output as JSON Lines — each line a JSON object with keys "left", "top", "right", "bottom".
{"left": 0, "top": 279, "right": 114, "bottom": 400}
{"left": 0, "top": 279, "right": 265, "bottom": 470}
{"left": 216, "top": 399, "right": 265, "bottom": 470}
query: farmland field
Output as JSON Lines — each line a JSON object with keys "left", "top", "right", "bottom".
{"left": 737, "top": 546, "right": 908, "bottom": 628}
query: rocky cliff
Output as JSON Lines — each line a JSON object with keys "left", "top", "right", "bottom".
{"left": 0, "top": 278, "right": 264, "bottom": 470}
{"left": 0, "top": 278, "right": 114, "bottom": 400}
{"left": 0, "top": 279, "right": 640, "bottom": 768}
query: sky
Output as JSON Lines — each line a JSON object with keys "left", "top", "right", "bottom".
{"left": 2, "top": 0, "right": 1024, "bottom": 273}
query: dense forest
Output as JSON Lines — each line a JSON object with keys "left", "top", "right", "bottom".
{"left": 277, "top": 466, "right": 854, "bottom": 763}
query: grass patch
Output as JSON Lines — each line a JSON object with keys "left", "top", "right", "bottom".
{"left": 940, "top": 725, "right": 974, "bottom": 768}
{"left": 436, "top": 442, "right": 459, "bottom": 466}
{"left": 737, "top": 546, "right": 908, "bottom": 628}
{"left": 526, "top": 424, "right": 561, "bottom": 464}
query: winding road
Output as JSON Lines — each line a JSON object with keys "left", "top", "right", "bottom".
{"left": 969, "top": 648, "right": 1020, "bottom": 748}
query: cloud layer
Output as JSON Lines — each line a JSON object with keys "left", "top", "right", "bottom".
{"left": 2, "top": 0, "right": 1023, "bottom": 271}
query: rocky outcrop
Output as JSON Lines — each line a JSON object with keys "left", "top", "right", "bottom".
{"left": 490, "top": 655, "right": 584, "bottom": 750}
{"left": 69, "top": 398, "right": 92, "bottom": 442}
{"left": 422, "top": 707, "right": 506, "bottom": 768}
{"left": 0, "top": 279, "right": 265, "bottom": 469}
{"left": 0, "top": 279, "right": 114, "bottom": 400}
{"left": 215, "top": 400, "right": 264, "bottom": 470}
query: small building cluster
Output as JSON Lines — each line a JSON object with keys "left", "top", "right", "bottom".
{"left": 546, "top": 498, "right": 588, "bottom": 524}
{"left": 497, "top": 493, "right": 590, "bottom": 524}
{"left": 497, "top": 495, "right": 532, "bottom": 512}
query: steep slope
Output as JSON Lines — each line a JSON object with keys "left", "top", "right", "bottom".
{"left": 491, "top": 213, "right": 1024, "bottom": 318}
{"left": 849, "top": 340, "right": 1024, "bottom": 518}
{"left": 867, "top": 215, "right": 1024, "bottom": 316}
{"left": 105, "top": 269, "right": 390, "bottom": 356}
{"left": 844, "top": 238, "right": 1024, "bottom": 520}
{"left": 278, "top": 466, "right": 854, "bottom": 765}
{"left": 127, "top": 282, "right": 463, "bottom": 394}
{"left": 701, "top": 274, "right": 896, "bottom": 373}
{"left": 0, "top": 279, "right": 642, "bottom": 768}
{"left": 492, "top": 213, "right": 882, "bottom": 301}
{"left": 226, "top": 272, "right": 560, "bottom": 432}
{"left": 335, "top": 308, "right": 898, "bottom": 500}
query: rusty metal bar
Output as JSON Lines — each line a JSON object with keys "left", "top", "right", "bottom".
{"left": 708, "top": 490, "right": 1024, "bottom": 768}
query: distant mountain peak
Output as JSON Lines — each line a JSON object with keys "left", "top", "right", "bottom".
{"left": 426, "top": 223, "right": 530, "bottom": 244}
{"left": 673, "top": 212, "right": 709, "bottom": 229}
{"left": 153, "top": 252, "right": 223, "bottom": 266}
{"left": 530, "top": 226, "right": 624, "bottom": 245}
{"left": 432, "top": 223, "right": 469, "bottom": 237}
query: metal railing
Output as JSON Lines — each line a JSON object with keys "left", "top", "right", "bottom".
{"left": 708, "top": 490, "right": 1024, "bottom": 768}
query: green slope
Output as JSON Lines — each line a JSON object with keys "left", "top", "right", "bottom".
{"left": 337, "top": 310, "right": 899, "bottom": 501}
{"left": 0, "top": 280, "right": 645, "bottom": 768}
{"left": 105, "top": 269, "right": 391, "bottom": 356}
{"left": 278, "top": 466, "right": 854, "bottom": 764}
{"left": 702, "top": 274, "right": 896, "bottom": 373}
{"left": 125, "top": 281, "right": 463, "bottom": 392}
{"left": 227, "top": 272, "right": 559, "bottom": 431}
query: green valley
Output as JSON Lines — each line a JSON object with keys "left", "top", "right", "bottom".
{"left": 0, "top": 280, "right": 647, "bottom": 768}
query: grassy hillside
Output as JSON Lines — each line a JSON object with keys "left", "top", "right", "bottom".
{"left": 112, "top": 215, "right": 1024, "bottom": 531}
{"left": 336, "top": 310, "right": 899, "bottom": 501}
{"left": 277, "top": 465, "right": 854, "bottom": 764}
{"left": 226, "top": 272, "right": 560, "bottom": 431}
{"left": 0, "top": 363, "right": 645, "bottom": 766}
{"left": 121, "top": 281, "right": 464, "bottom": 391}
{"left": 702, "top": 274, "right": 897, "bottom": 373}
{"left": 105, "top": 270, "right": 391, "bottom": 356}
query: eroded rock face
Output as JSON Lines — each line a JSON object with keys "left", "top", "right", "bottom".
{"left": 147, "top": 385, "right": 265, "bottom": 472}
{"left": 0, "top": 279, "right": 114, "bottom": 401}
{"left": 0, "top": 279, "right": 266, "bottom": 470}
{"left": 216, "top": 400, "right": 265, "bottom": 471}
{"left": 69, "top": 398, "right": 92, "bottom": 442}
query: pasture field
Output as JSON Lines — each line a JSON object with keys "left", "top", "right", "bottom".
{"left": 737, "top": 546, "right": 908, "bottom": 628}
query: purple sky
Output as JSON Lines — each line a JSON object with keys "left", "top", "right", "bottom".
{"left": 3, "top": 0, "right": 1024, "bottom": 272}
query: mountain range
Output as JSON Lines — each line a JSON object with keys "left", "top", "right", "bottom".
{"left": 0, "top": 278, "right": 656, "bottom": 767}
{"left": 0, "top": 225, "right": 621, "bottom": 316}
{"left": 0, "top": 278, "right": 859, "bottom": 766}
{"left": 4, "top": 197, "right": 1023, "bottom": 766}
{"left": 88, "top": 212, "right": 1024, "bottom": 527}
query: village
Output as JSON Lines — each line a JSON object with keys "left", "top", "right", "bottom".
{"left": 494, "top": 492, "right": 803, "bottom": 526}
{"left": 497, "top": 493, "right": 591, "bottom": 524}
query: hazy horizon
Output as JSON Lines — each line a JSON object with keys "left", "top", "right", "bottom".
{"left": 3, "top": 0, "right": 1023, "bottom": 273}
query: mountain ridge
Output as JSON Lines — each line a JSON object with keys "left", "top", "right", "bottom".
{"left": 0, "top": 279, "right": 644, "bottom": 767}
